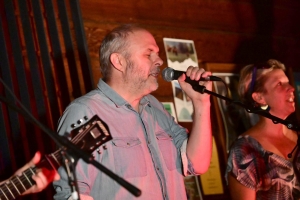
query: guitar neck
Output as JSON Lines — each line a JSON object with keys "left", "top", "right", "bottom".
{"left": 0, "top": 150, "right": 62, "bottom": 200}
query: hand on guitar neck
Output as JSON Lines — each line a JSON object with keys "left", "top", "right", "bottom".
{"left": 15, "top": 151, "right": 60, "bottom": 195}
{"left": 0, "top": 151, "right": 60, "bottom": 196}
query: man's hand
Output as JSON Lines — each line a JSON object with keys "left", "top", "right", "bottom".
{"left": 177, "top": 66, "right": 212, "bottom": 103}
{"left": 13, "top": 151, "right": 60, "bottom": 195}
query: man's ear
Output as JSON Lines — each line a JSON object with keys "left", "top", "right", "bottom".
{"left": 110, "top": 53, "right": 125, "bottom": 72}
{"left": 252, "top": 92, "right": 266, "bottom": 105}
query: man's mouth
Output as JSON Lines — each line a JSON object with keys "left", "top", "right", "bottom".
{"left": 149, "top": 69, "right": 160, "bottom": 77}
{"left": 150, "top": 72, "right": 159, "bottom": 77}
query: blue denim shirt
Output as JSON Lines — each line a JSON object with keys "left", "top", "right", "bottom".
{"left": 53, "top": 79, "right": 196, "bottom": 200}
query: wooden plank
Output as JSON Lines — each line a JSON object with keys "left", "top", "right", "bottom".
{"left": 80, "top": 0, "right": 300, "bottom": 37}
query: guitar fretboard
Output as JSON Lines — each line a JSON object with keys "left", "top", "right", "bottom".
{"left": 0, "top": 151, "right": 61, "bottom": 200}
{"left": 0, "top": 166, "right": 36, "bottom": 200}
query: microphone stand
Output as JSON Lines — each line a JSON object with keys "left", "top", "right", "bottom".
{"left": 0, "top": 79, "right": 141, "bottom": 199}
{"left": 190, "top": 83, "right": 300, "bottom": 132}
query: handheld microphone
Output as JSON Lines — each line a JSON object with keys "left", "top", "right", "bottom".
{"left": 161, "top": 67, "right": 222, "bottom": 94}
{"left": 161, "top": 67, "right": 222, "bottom": 82}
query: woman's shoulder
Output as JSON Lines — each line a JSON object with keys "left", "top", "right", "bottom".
{"left": 230, "top": 134, "right": 266, "bottom": 157}
{"left": 235, "top": 134, "right": 259, "bottom": 146}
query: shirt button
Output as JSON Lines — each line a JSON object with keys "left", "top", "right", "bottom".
{"left": 156, "top": 167, "right": 159, "bottom": 171}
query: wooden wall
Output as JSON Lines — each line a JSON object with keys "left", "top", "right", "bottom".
{"left": 81, "top": 0, "right": 300, "bottom": 83}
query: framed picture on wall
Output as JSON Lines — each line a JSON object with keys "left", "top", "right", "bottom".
{"left": 212, "top": 72, "right": 258, "bottom": 152}
{"left": 163, "top": 38, "right": 198, "bottom": 122}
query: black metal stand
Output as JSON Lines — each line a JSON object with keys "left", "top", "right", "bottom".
{"left": 191, "top": 83, "right": 300, "bottom": 132}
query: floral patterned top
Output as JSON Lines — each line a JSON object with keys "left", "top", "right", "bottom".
{"left": 226, "top": 135, "right": 300, "bottom": 200}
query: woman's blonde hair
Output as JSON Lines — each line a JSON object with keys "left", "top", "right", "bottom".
{"left": 238, "top": 59, "right": 286, "bottom": 106}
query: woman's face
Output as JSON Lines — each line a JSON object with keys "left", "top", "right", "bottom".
{"left": 260, "top": 69, "right": 295, "bottom": 119}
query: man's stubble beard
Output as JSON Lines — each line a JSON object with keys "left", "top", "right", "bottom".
{"left": 124, "top": 59, "right": 158, "bottom": 94}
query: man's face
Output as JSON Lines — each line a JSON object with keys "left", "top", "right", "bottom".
{"left": 123, "top": 30, "right": 163, "bottom": 95}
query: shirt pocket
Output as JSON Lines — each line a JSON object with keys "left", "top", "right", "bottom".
{"left": 156, "top": 131, "right": 178, "bottom": 171}
{"left": 112, "top": 137, "right": 147, "bottom": 178}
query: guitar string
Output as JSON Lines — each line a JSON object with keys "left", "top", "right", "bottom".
{"left": 1, "top": 166, "right": 36, "bottom": 196}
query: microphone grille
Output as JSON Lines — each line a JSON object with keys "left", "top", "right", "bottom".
{"left": 162, "top": 67, "right": 174, "bottom": 82}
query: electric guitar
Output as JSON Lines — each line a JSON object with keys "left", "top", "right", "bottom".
{"left": 0, "top": 115, "right": 112, "bottom": 200}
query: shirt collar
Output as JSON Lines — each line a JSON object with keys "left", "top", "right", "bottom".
{"left": 97, "top": 79, "right": 150, "bottom": 108}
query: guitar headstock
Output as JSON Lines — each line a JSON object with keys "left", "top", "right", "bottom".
{"left": 69, "top": 115, "right": 112, "bottom": 153}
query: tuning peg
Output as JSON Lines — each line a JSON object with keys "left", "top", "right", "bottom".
{"left": 77, "top": 119, "right": 83, "bottom": 124}
{"left": 97, "top": 148, "right": 101, "bottom": 154}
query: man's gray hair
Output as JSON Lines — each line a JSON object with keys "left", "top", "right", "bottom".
{"left": 99, "top": 24, "right": 145, "bottom": 81}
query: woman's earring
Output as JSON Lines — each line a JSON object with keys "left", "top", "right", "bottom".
{"left": 260, "top": 105, "right": 269, "bottom": 110}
